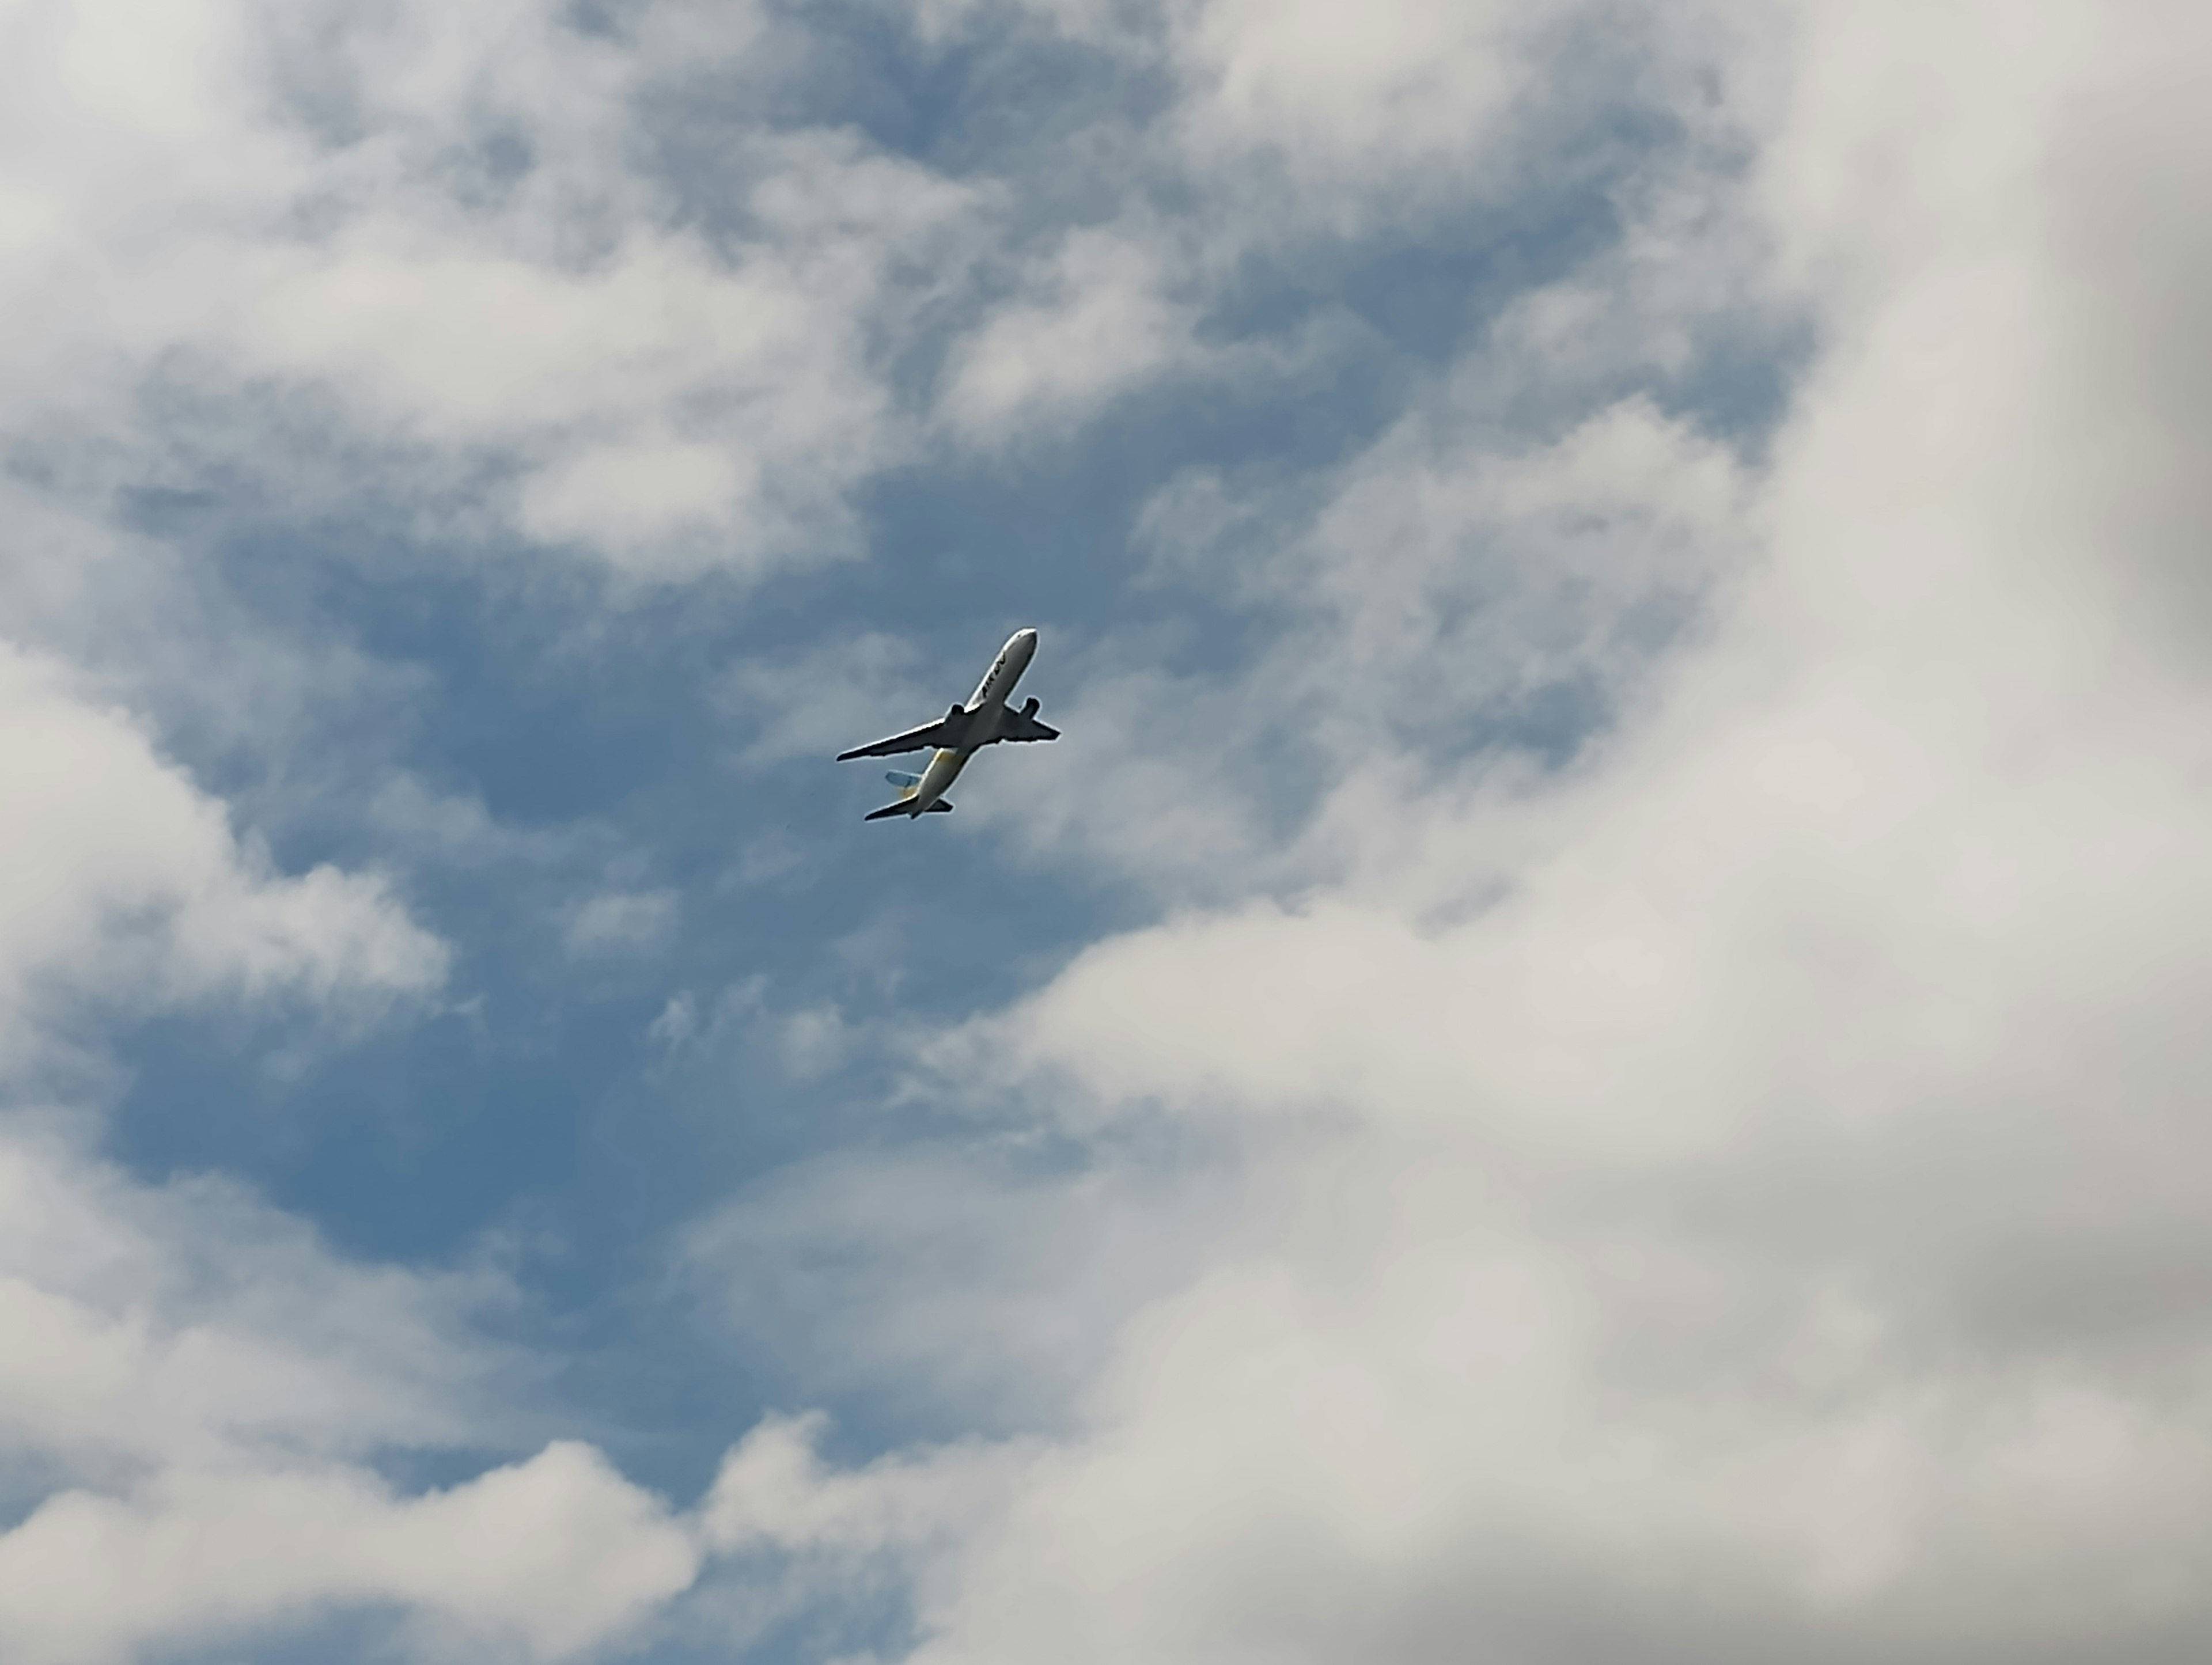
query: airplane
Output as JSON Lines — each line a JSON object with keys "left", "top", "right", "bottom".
{"left": 835, "top": 628, "right": 1059, "bottom": 820}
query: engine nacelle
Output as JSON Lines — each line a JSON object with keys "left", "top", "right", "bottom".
{"left": 1020, "top": 697, "right": 1040, "bottom": 719}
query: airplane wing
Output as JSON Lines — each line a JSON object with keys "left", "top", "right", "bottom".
{"left": 1001, "top": 714, "right": 1059, "bottom": 743}
{"left": 836, "top": 704, "right": 968, "bottom": 761}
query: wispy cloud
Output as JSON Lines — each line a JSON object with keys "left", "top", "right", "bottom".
{"left": 5, "top": 1, "right": 2208, "bottom": 1662}
{"left": 564, "top": 889, "right": 679, "bottom": 958}
{"left": 677, "top": 5, "right": 2212, "bottom": 1663}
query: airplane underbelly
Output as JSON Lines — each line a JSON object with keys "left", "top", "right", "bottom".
{"left": 911, "top": 748, "right": 968, "bottom": 807}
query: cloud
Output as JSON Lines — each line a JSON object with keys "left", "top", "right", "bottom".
{"left": 1172, "top": 0, "right": 1548, "bottom": 190}
{"left": 698, "top": 1412, "right": 1032, "bottom": 1558}
{"left": 6, "top": 2, "right": 2205, "bottom": 1662}
{"left": 718, "top": 631, "right": 928, "bottom": 767}
{"left": 683, "top": 3, "right": 2212, "bottom": 1660}
{"left": 0, "top": 640, "right": 446, "bottom": 1052}
{"left": 910, "top": 0, "right": 1745, "bottom": 449}
{"left": 0, "top": 1440, "right": 698, "bottom": 1665}
{"left": 0, "top": 348, "right": 719, "bottom": 1663}
{"left": 0, "top": 1127, "right": 703, "bottom": 1664}
{"left": 0, "top": 1133, "right": 494, "bottom": 1476}
{"left": 684, "top": 1147, "right": 1232, "bottom": 1427}
{"left": 0, "top": 0, "right": 979, "bottom": 581}
{"left": 1, "top": 0, "right": 1747, "bottom": 606}
{"left": 940, "top": 227, "right": 1197, "bottom": 442}
{"left": 970, "top": 396, "right": 1749, "bottom": 900}
{"left": 564, "top": 888, "right": 679, "bottom": 957}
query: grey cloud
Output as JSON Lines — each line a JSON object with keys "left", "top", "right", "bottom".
{"left": 969, "top": 395, "right": 1753, "bottom": 904}
{"left": 16, "top": 1, "right": 2212, "bottom": 1661}
{"left": 0, "top": 1131, "right": 706, "bottom": 1663}
{"left": 1, "top": 0, "right": 984, "bottom": 583}
{"left": 0, "top": 639, "right": 448, "bottom": 1061}
{"left": 717, "top": 631, "right": 929, "bottom": 766}
{"left": 669, "top": 6, "right": 2212, "bottom": 1663}
{"left": 683, "top": 1144, "right": 1238, "bottom": 1432}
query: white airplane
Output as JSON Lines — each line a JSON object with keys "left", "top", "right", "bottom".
{"left": 836, "top": 628, "right": 1059, "bottom": 820}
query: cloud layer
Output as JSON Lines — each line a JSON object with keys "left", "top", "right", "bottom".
{"left": 743, "top": 3, "right": 2212, "bottom": 1662}
{"left": 5, "top": 0, "right": 2209, "bottom": 1660}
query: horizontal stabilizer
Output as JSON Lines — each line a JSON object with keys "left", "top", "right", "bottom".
{"left": 863, "top": 798, "right": 953, "bottom": 821}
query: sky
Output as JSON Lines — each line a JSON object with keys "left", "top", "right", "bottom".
{"left": 2, "top": 0, "right": 2210, "bottom": 1660}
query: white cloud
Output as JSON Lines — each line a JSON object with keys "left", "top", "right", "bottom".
{"left": 0, "top": 0, "right": 978, "bottom": 580}
{"left": 0, "top": 641, "right": 446, "bottom": 1049}
{"left": 775, "top": 1004, "right": 851, "bottom": 1080}
{"left": 680, "top": 3, "right": 2212, "bottom": 1660}
{"left": 699, "top": 1412, "right": 1033, "bottom": 1560}
{"left": 0, "top": 1134, "right": 488, "bottom": 1477}
{"left": 1172, "top": 0, "right": 1547, "bottom": 190}
{"left": 0, "top": 1439, "right": 698, "bottom": 1665}
{"left": 971, "top": 397, "right": 1749, "bottom": 900}
{"left": 0, "top": 320, "right": 728, "bottom": 1662}
{"left": 685, "top": 1147, "right": 1230, "bottom": 1424}
{"left": 564, "top": 888, "right": 679, "bottom": 957}
{"left": 7, "top": 2, "right": 2206, "bottom": 1662}
{"left": 941, "top": 227, "right": 1196, "bottom": 442}
{"left": 515, "top": 437, "right": 753, "bottom": 557}
{"left": 718, "top": 631, "right": 928, "bottom": 767}
{"left": 0, "top": 1125, "right": 706, "bottom": 1665}
{"left": 647, "top": 990, "right": 700, "bottom": 1050}
{"left": 955, "top": 656, "right": 1276, "bottom": 895}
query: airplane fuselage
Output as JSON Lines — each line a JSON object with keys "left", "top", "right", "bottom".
{"left": 897, "top": 629, "right": 1037, "bottom": 815}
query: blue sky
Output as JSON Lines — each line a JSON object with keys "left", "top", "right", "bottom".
{"left": 103, "top": 0, "right": 1698, "bottom": 1400}
{"left": 4, "top": 1, "right": 2212, "bottom": 1662}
